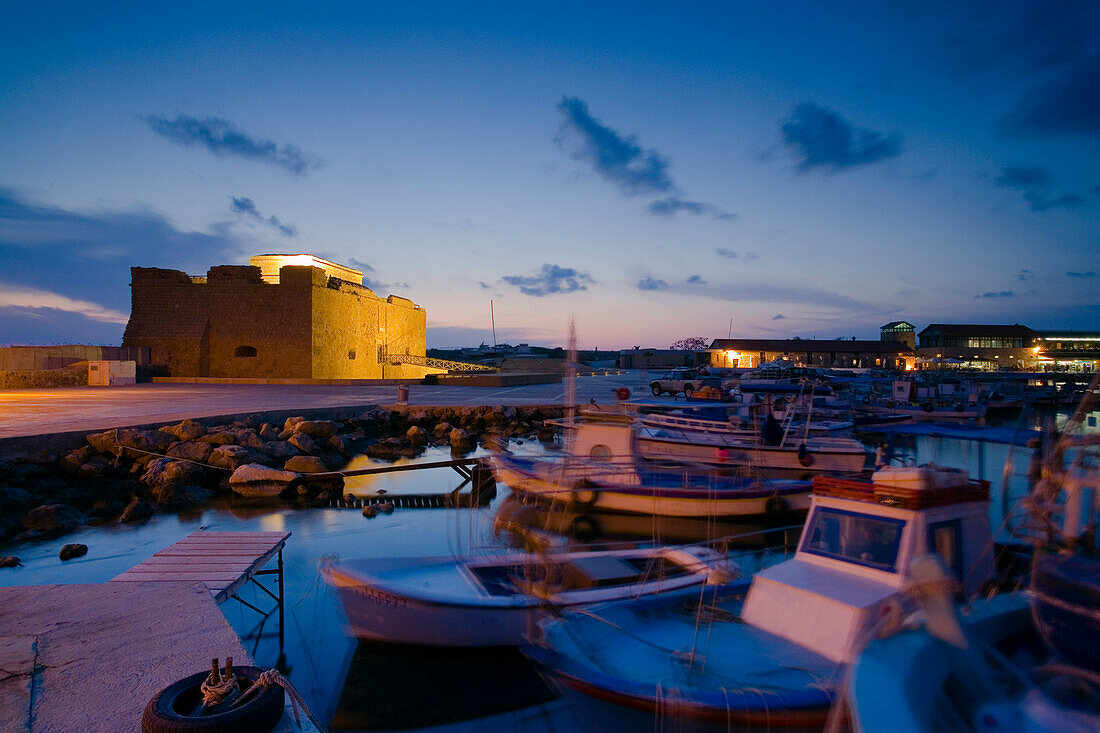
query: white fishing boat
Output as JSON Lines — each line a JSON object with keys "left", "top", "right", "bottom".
{"left": 323, "top": 544, "right": 729, "bottom": 647}
{"left": 524, "top": 464, "right": 995, "bottom": 730}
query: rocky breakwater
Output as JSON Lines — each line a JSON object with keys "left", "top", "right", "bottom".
{"left": 0, "top": 405, "right": 562, "bottom": 547}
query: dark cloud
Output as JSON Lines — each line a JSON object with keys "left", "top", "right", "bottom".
{"left": 995, "top": 165, "right": 1083, "bottom": 211}
{"left": 975, "top": 291, "right": 1016, "bottom": 298}
{"left": 1002, "top": 57, "right": 1100, "bottom": 136}
{"left": 636, "top": 277, "right": 668, "bottom": 291}
{"left": 555, "top": 96, "right": 734, "bottom": 219}
{"left": 229, "top": 197, "right": 296, "bottom": 236}
{"left": 478, "top": 281, "right": 492, "bottom": 289}
{"left": 715, "top": 248, "right": 759, "bottom": 261}
{"left": 1067, "top": 270, "right": 1097, "bottom": 278}
{"left": 1017, "top": 269, "right": 1036, "bottom": 281}
{"left": 346, "top": 258, "right": 377, "bottom": 274}
{"left": 144, "top": 113, "right": 321, "bottom": 175}
{"left": 686, "top": 275, "right": 706, "bottom": 285}
{"left": 773, "top": 314, "right": 785, "bottom": 320}
{"left": 501, "top": 263, "right": 593, "bottom": 297}
{"left": 647, "top": 197, "right": 736, "bottom": 221}
{"left": 779, "top": 103, "right": 901, "bottom": 172}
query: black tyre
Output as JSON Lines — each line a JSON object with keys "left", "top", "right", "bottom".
{"left": 765, "top": 496, "right": 788, "bottom": 515}
{"left": 142, "top": 666, "right": 284, "bottom": 733}
{"left": 683, "top": 383, "right": 694, "bottom": 397}
{"left": 651, "top": 384, "right": 662, "bottom": 396}
{"left": 571, "top": 479, "right": 599, "bottom": 507}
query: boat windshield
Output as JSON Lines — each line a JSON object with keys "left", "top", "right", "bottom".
{"left": 800, "top": 507, "right": 905, "bottom": 572}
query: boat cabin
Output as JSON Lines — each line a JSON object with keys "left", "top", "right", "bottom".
{"left": 741, "top": 466, "right": 993, "bottom": 663}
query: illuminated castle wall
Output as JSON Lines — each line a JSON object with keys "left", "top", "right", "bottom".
{"left": 122, "top": 254, "right": 428, "bottom": 379}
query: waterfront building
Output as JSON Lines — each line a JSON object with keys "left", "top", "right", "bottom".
{"left": 122, "top": 254, "right": 430, "bottom": 379}
{"left": 916, "top": 324, "right": 1039, "bottom": 370}
{"left": 1034, "top": 331, "right": 1100, "bottom": 372}
{"left": 706, "top": 338, "right": 915, "bottom": 370}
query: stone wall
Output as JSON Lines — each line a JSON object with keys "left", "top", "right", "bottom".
{"left": 0, "top": 346, "right": 149, "bottom": 371}
{"left": 0, "top": 365, "right": 88, "bottom": 389}
{"left": 123, "top": 261, "right": 428, "bottom": 379}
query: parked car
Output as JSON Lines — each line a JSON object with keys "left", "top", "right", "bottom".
{"left": 649, "top": 368, "right": 718, "bottom": 397}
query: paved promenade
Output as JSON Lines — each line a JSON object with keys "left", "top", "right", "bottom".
{"left": 0, "top": 372, "right": 661, "bottom": 440}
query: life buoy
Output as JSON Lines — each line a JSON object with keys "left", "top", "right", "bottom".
{"left": 616, "top": 387, "right": 631, "bottom": 401}
{"left": 142, "top": 666, "right": 284, "bottom": 733}
{"left": 922, "top": 401, "right": 935, "bottom": 412}
{"left": 572, "top": 479, "right": 598, "bottom": 507}
{"left": 797, "top": 444, "right": 814, "bottom": 467}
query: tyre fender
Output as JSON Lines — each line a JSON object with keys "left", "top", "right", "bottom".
{"left": 142, "top": 666, "right": 284, "bottom": 733}
{"left": 797, "top": 443, "right": 814, "bottom": 467}
{"left": 765, "top": 495, "right": 788, "bottom": 515}
{"left": 922, "top": 401, "right": 935, "bottom": 412}
{"left": 571, "top": 479, "right": 598, "bottom": 507}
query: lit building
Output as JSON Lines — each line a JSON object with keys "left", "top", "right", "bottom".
{"left": 1034, "top": 331, "right": 1100, "bottom": 372}
{"left": 916, "top": 324, "right": 1039, "bottom": 370}
{"left": 706, "top": 338, "right": 915, "bottom": 370}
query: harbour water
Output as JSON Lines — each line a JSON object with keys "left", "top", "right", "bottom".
{"left": 1, "top": 406, "right": 1095, "bottom": 731}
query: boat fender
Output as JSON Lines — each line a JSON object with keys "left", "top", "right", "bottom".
{"left": 797, "top": 443, "right": 814, "bottom": 467}
{"left": 569, "top": 515, "right": 599, "bottom": 543}
{"left": 615, "top": 387, "right": 631, "bottom": 401}
{"left": 765, "top": 495, "right": 788, "bottom": 515}
{"left": 571, "top": 479, "right": 599, "bottom": 507}
{"left": 142, "top": 665, "right": 285, "bottom": 733}
{"left": 922, "top": 401, "right": 935, "bottom": 412}
{"left": 875, "top": 598, "right": 904, "bottom": 637}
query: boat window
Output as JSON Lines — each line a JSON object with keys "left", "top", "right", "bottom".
{"left": 800, "top": 507, "right": 906, "bottom": 572}
{"left": 928, "top": 519, "right": 963, "bottom": 579}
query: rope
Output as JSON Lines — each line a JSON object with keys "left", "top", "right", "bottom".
{"left": 200, "top": 672, "right": 240, "bottom": 709}
{"left": 232, "top": 668, "right": 328, "bottom": 731}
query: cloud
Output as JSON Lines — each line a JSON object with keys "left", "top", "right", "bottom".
{"left": 994, "top": 164, "right": 1083, "bottom": 211}
{"left": 478, "top": 281, "right": 492, "bottom": 289}
{"left": 1017, "top": 269, "right": 1036, "bottom": 281}
{"left": 686, "top": 275, "right": 706, "bottom": 285}
{"left": 501, "top": 263, "right": 594, "bottom": 297}
{"left": 636, "top": 277, "right": 668, "bottom": 291}
{"left": 346, "top": 258, "right": 377, "bottom": 273}
{"left": 0, "top": 284, "right": 129, "bottom": 324}
{"left": 144, "top": 113, "right": 321, "bottom": 175}
{"left": 555, "top": 96, "right": 734, "bottom": 219}
{"left": 0, "top": 187, "right": 247, "bottom": 322}
{"left": 773, "top": 314, "right": 785, "bottom": 320}
{"left": 229, "top": 197, "right": 296, "bottom": 236}
{"left": 975, "top": 291, "right": 1016, "bottom": 298}
{"left": 647, "top": 197, "right": 736, "bottom": 221}
{"left": 715, "top": 248, "right": 759, "bottom": 260}
{"left": 1067, "top": 270, "right": 1097, "bottom": 278}
{"left": 779, "top": 103, "right": 901, "bottom": 171}
{"left": 1001, "top": 50, "right": 1100, "bottom": 137}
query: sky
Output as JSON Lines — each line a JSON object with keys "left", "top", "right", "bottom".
{"left": 1, "top": 1, "right": 1098, "bottom": 350}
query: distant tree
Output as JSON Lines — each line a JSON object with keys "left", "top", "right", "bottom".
{"left": 670, "top": 337, "right": 710, "bottom": 350}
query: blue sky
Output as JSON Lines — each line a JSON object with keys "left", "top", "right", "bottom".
{"left": 1, "top": 2, "right": 1098, "bottom": 349}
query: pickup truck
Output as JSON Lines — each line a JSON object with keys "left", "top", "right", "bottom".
{"left": 649, "top": 368, "right": 720, "bottom": 397}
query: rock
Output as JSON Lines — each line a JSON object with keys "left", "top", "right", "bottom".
{"left": 537, "top": 426, "right": 557, "bottom": 443}
{"left": 228, "top": 464, "right": 298, "bottom": 497}
{"left": 314, "top": 490, "right": 332, "bottom": 502}
{"left": 406, "top": 426, "right": 428, "bottom": 445}
{"left": 258, "top": 423, "right": 281, "bottom": 441}
{"left": 283, "top": 416, "right": 306, "bottom": 432}
{"left": 198, "top": 431, "right": 237, "bottom": 446}
{"left": 232, "top": 429, "right": 265, "bottom": 450}
{"left": 449, "top": 427, "right": 474, "bottom": 453}
{"left": 343, "top": 493, "right": 356, "bottom": 503}
{"left": 376, "top": 501, "right": 395, "bottom": 514}
{"left": 362, "top": 504, "right": 378, "bottom": 518}
{"left": 88, "top": 500, "right": 122, "bottom": 519}
{"left": 288, "top": 433, "right": 319, "bottom": 455}
{"left": 22, "top": 504, "right": 86, "bottom": 532}
{"left": 284, "top": 455, "right": 327, "bottom": 473}
{"left": 501, "top": 405, "right": 518, "bottom": 420}
{"left": 296, "top": 420, "right": 339, "bottom": 439}
{"left": 365, "top": 437, "right": 407, "bottom": 459}
{"left": 0, "top": 487, "right": 31, "bottom": 507}
{"left": 262, "top": 440, "right": 300, "bottom": 461}
{"left": 483, "top": 434, "right": 510, "bottom": 452}
{"left": 9, "top": 463, "right": 50, "bottom": 482}
{"left": 114, "top": 428, "right": 174, "bottom": 457}
{"left": 141, "top": 457, "right": 207, "bottom": 489}
{"left": 119, "top": 497, "right": 155, "bottom": 523}
{"left": 87, "top": 430, "right": 119, "bottom": 454}
{"left": 208, "top": 445, "right": 260, "bottom": 471}
{"left": 327, "top": 434, "right": 351, "bottom": 455}
{"left": 153, "top": 484, "right": 214, "bottom": 506}
{"left": 160, "top": 419, "right": 207, "bottom": 442}
{"left": 0, "top": 556, "right": 20, "bottom": 568}
{"left": 76, "top": 457, "right": 111, "bottom": 479}
{"left": 432, "top": 422, "right": 454, "bottom": 440}
{"left": 59, "top": 543, "right": 88, "bottom": 561}
{"left": 166, "top": 440, "right": 214, "bottom": 463}
{"left": 58, "top": 446, "right": 94, "bottom": 475}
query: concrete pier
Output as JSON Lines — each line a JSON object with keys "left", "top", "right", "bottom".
{"left": 0, "top": 582, "right": 316, "bottom": 732}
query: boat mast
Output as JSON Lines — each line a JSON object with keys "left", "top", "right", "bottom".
{"left": 491, "top": 300, "right": 497, "bottom": 346}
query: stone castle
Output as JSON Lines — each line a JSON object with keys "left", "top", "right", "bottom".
{"left": 122, "top": 254, "right": 430, "bottom": 379}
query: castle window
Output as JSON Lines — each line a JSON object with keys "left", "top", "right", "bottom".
{"left": 234, "top": 346, "right": 257, "bottom": 358}
{"left": 348, "top": 350, "right": 356, "bottom": 360}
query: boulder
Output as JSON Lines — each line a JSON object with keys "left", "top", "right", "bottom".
{"left": 283, "top": 416, "right": 307, "bottom": 432}
{"left": 449, "top": 428, "right": 474, "bottom": 453}
{"left": 432, "top": 422, "right": 454, "bottom": 440}
{"left": 232, "top": 429, "right": 265, "bottom": 450}
{"left": 198, "top": 431, "right": 237, "bottom": 446}
{"left": 0, "top": 556, "right": 20, "bottom": 568}
{"left": 0, "top": 487, "right": 31, "bottom": 507}
{"left": 59, "top": 543, "right": 88, "bottom": 561}
{"left": 406, "top": 426, "right": 428, "bottom": 445}
{"left": 262, "top": 440, "right": 300, "bottom": 461}
{"left": 166, "top": 440, "right": 214, "bottom": 464}
{"left": 284, "top": 455, "right": 327, "bottom": 473}
{"left": 208, "top": 445, "right": 261, "bottom": 471}
{"left": 258, "top": 423, "right": 281, "bottom": 441}
{"left": 141, "top": 457, "right": 207, "bottom": 489}
{"left": 76, "top": 457, "right": 111, "bottom": 479}
{"left": 288, "top": 433, "right": 319, "bottom": 455}
{"left": 228, "top": 464, "right": 298, "bottom": 497}
{"left": 58, "top": 446, "right": 94, "bottom": 475}
{"left": 160, "top": 419, "right": 206, "bottom": 442}
{"left": 88, "top": 500, "right": 123, "bottom": 519}
{"left": 86, "top": 430, "right": 119, "bottom": 454}
{"left": 119, "top": 497, "right": 155, "bottom": 523}
{"left": 365, "top": 437, "right": 407, "bottom": 459}
{"left": 22, "top": 504, "right": 86, "bottom": 532}
{"left": 153, "top": 484, "right": 214, "bottom": 506}
{"left": 296, "top": 420, "right": 339, "bottom": 439}
{"left": 114, "top": 428, "right": 174, "bottom": 457}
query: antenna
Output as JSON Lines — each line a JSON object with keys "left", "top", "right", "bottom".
{"left": 728, "top": 317, "right": 733, "bottom": 339}
{"left": 491, "top": 300, "right": 497, "bottom": 346}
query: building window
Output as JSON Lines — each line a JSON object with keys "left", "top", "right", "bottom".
{"left": 348, "top": 350, "right": 356, "bottom": 360}
{"left": 234, "top": 346, "right": 257, "bottom": 358}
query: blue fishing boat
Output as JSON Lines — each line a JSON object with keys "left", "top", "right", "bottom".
{"left": 525, "top": 465, "right": 995, "bottom": 730}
